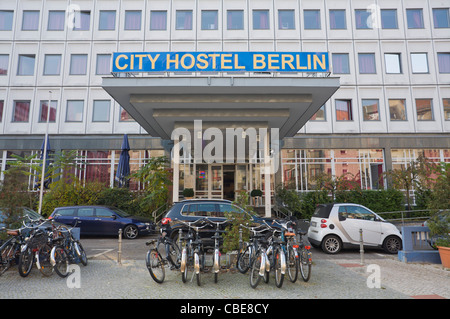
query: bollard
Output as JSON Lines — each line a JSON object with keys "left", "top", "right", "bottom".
{"left": 359, "top": 228, "right": 364, "bottom": 265}
{"left": 118, "top": 228, "right": 122, "bottom": 265}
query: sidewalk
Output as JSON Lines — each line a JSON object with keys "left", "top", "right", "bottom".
{"left": 1, "top": 254, "right": 447, "bottom": 299}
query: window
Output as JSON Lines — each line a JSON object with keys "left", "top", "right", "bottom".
{"left": 124, "top": 10, "right": 141, "bottom": 30}
{"left": 389, "top": 99, "right": 407, "bottom": 121}
{"left": 443, "top": 98, "right": 450, "bottom": 120}
{"left": 411, "top": 53, "right": 429, "bottom": 73}
{"left": 304, "top": 10, "right": 320, "bottom": 29}
{"left": 176, "top": 10, "right": 193, "bottom": 30}
{"left": 415, "top": 99, "right": 434, "bottom": 121}
{"left": 120, "top": 107, "right": 134, "bottom": 122}
{"left": 0, "top": 100, "right": 4, "bottom": 122}
{"left": 0, "top": 10, "right": 14, "bottom": 31}
{"left": 12, "top": 100, "right": 30, "bottom": 122}
{"left": 66, "top": 100, "right": 84, "bottom": 122}
{"left": 70, "top": 54, "right": 88, "bottom": 75}
{"left": 329, "top": 10, "right": 346, "bottom": 29}
{"left": 362, "top": 99, "right": 380, "bottom": 121}
{"left": 73, "top": 10, "right": 90, "bottom": 30}
{"left": 278, "top": 10, "right": 295, "bottom": 30}
{"left": 253, "top": 10, "right": 270, "bottom": 30}
{"left": 227, "top": 10, "right": 244, "bottom": 30}
{"left": 0, "top": 54, "right": 9, "bottom": 75}
{"left": 78, "top": 208, "right": 94, "bottom": 217}
{"left": 355, "top": 9, "right": 372, "bottom": 29}
{"left": 39, "top": 100, "right": 57, "bottom": 123}
{"left": 437, "top": 53, "right": 450, "bottom": 73}
{"left": 96, "top": 208, "right": 114, "bottom": 218}
{"left": 406, "top": 9, "right": 424, "bottom": 29}
{"left": 22, "top": 11, "right": 40, "bottom": 31}
{"left": 48, "top": 11, "right": 65, "bottom": 31}
{"left": 381, "top": 9, "right": 398, "bottom": 29}
{"left": 96, "top": 54, "right": 111, "bottom": 75}
{"left": 335, "top": 99, "right": 353, "bottom": 121}
{"left": 92, "top": 100, "right": 110, "bottom": 122}
{"left": 99, "top": 10, "right": 116, "bottom": 30}
{"left": 150, "top": 11, "right": 167, "bottom": 30}
{"left": 358, "top": 53, "right": 376, "bottom": 74}
{"left": 310, "top": 105, "right": 326, "bottom": 121}
{"left": 385, "top": 53, "right": 402, "bottom": 74}
{"left": 339, "top": 206, "right": 375, "bottom": 221}
{"left": 43, "top": 54, "right": 61, "bottom": 75}
{"left": 433, "top": 8, "right": 450, "bottom": 28}
{"left": 56, "top": 208, "right": 75, "bottom": 217}
{"left": 332, "top": 53, "right": 350, "bottom": 74}
{"left": 17, "top": 54, "right": 35, "bottom": 76}
{"left": 201, "top": 10, "right": 218, "bottom": 30}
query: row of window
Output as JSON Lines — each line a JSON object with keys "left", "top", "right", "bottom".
{"left": 1, "top": 50, "right": 449, "bottom": 77}
{"left": 0, "top": 100, "right": 133, "bottom": 123}
{"left": 333, "top": 52, "right": 450, "bottom": 75}
{"left": 1, "top": 97, "right": 449, "bottom": 125}
{"left": 1, "top": 7, "right": 449, "bottom": 32}
{"left": 311, "top": 98, "right": 450, "bottom": 122}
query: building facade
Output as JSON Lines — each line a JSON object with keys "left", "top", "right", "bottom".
{"left": 0, "top": 0, "right": 449, "bottom": 208}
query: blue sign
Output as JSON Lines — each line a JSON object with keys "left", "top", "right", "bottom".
{"left": 112, "top": 52, "right": 329, "bottom": 73}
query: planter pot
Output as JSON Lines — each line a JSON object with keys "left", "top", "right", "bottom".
{"left": 437, "top": 246, "right": 450, "bottom": 268}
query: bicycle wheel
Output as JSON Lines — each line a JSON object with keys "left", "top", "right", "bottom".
{"left": 287, "top": 246, "right": 298, "bottom": 283}
{"left": 53, "top": 245, "right": 70, "bottom": 278}
{"left": 0, "top": 241, "right": 15, "bottom": 275}
{"left": 74, "top": 242, "right": 88, "bottom": 266}
{"left": 18, "top": 246, "right": 34, "bottom": 278}
{"left": 146, "top": 249, "right": 165, "bottom": 284}
{"left": 249, "top": 251, "right": 262, "bottom": 289}
{"left": 166, "top": 241, "right": 181, "bottom": 269}
{"left": 181, "top": 246, "right": 189, "bottom": 283}
{"left": 236, "top": 245, "right": 252, "bottom": 274}
{"left": 274, "top": 248, "right": 285, "bottom": 288}
{"left": 194, "top": 252, "right": 201, "bottom": 287}
{"left": 299, "top": 247, "right": 312, "bottom": 282}
{"left": 37, "top": 244, "right": 54, "bottom": 277}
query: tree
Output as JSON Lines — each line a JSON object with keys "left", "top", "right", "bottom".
{"left": 132, "top": 156, "right": 172, "bottom": 216}
{"left": 427, "top": 162, "right": 450, "bottom": 211}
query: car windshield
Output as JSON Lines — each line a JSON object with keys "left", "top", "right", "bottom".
{"left": 110, "top": 207, "right": 131, "bottom": 217}
{"left": 22, "top": 207, "right": 42, "bottom": 220}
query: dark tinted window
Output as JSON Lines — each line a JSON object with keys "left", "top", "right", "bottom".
{"left": 312, "top": 204, "right": 333, "bottom": 218}
{"left": 56, "top": 208, "right": 76, "bottom": 217}
{"left": 77, "top": 208, "right": 94, "bottom": 217}
{"left": 96, "top": 208, "right": 114, "bottom": 218}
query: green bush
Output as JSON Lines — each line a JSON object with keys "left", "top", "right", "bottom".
{"left": 298, "top": 190, "right": 331, "bottom": 220}
{"left": 96, "top": 187, "right": 143, "bottom": 216}
{"left": 335, "top": 188, "right": 404, "bottom": 213}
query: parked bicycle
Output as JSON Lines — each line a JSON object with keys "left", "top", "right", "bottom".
{"left": 50, "top": 221, "right": 88, "bottom": 278}
{"left": 145, "top": 217, "right": 181, "bottom": 284}
{"left": 0, "top": 223, "right": 31, "bottom": 276}
{"left": 204, "top": 218, "right": 227, "bottom": 283}
{"left": 247, "top": 225, "right": 272, "bottom": 289}
{"left": 262, "top": 221, "right": 287, "bottom": 288}
{"left": 236, "top": 223, "right": 267, "bottom": 274}
{"left": 176, "top": 218, "right": 208, "bottom": 286}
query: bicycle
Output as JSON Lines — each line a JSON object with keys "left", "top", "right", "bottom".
{"left": 204, "top": 218, "right": 227, "bottom": 283}
{"left": 50, "top": 221, "right": 88, "bottom": 278}
{"left": 247, "top": 225, "right": 272, "bottom": 289}
{"left": 297, "top": 228, "right": 312, "bottom": 282}
{"left": 275, "top": 219, "right": 299, "bottom": 283}
{"left": 145, "top": 217, "right": 181, "bottom": 284}
{"left": 262, "top": 221, "right": 287, "bottom": 288}
{"left": 176, "top": 218, "right": 208, "bottom": 286}
{"left": 0, "top": 223, "right": 31, "bottom": 276}
{"left": 236, "top": 223, "right": 267, "bottom": 274}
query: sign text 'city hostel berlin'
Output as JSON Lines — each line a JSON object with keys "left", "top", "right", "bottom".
{"left": 112, "top": 52, "right": 329, "bottom": 73}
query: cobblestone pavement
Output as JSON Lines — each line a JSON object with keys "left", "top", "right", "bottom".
{"left": 0, "top": 253, "right": 448, "bottom": 299}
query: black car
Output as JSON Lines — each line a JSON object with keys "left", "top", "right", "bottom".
{"left": 162, "top": 199, "right": 276, "bottom": 248}
{"left": 50, "top": 206, "right": 155, "bottom": 239}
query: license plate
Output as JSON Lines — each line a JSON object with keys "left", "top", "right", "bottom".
{"left": 311, "top": 221, "right": 317, "bottom": 227}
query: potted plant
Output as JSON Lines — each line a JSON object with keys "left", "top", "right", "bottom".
{"left": 250, "top": 189, "right": 263, "bottom": 206}
{"left": 427, "top": 211, "right": 450, "bottom": 268}
{"left": 182, "top": 188, "right": 194, "bottom": 199}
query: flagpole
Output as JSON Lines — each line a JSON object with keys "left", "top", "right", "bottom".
{"left": 38, "top": 90, "right": 52, "bottom": 216}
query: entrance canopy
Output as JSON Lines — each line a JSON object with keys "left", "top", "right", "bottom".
{"left": 102, "top": 76, "right": 339, "bottom": 140}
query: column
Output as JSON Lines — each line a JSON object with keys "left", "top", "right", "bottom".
{"left": 264, "top": 131, "right": 271, "bottom": 218}
{"left": 172, "top": 138, "right": 180, "bottom": 203}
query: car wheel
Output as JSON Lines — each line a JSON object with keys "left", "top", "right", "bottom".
{"left": 123, "top": 225, "right": 139, "bottom": 239}
{"left": 321, "top": 235, "right": 342, "bottom": 254}
{"left": 383, "top": 236, "right": 402, "bottom": 254}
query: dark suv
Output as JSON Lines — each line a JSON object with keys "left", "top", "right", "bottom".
{"left": 162, "top": 199, "right": 275, "bottom": 248}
